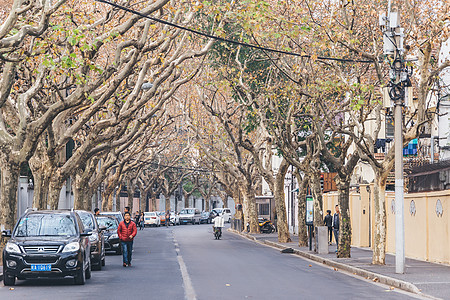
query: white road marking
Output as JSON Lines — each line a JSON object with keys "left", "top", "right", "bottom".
{"left": 176, "top": 249, "right": 197, "bottom": 300}
{"left": 173, "top": 233, "right": 196, "bottom": 300}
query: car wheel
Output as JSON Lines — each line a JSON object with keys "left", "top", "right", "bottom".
{"left": 74, "top": 263, "right": 86, "bottom": 285}
{"left": 85, "top": 261, "right": 92, "bottom": 279}
{"left": 3, "top": 271, "right": 15, "bottom": 286}
{"left": 93, "top": 260, "right": 101, "bottom": 271}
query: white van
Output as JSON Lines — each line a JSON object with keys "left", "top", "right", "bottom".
{"left": 212, "top": 208, "right": 232, "bottom": 223}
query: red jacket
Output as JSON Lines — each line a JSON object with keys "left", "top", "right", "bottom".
{"left": 117, "top": 220, "right": 137, "bottom": 242}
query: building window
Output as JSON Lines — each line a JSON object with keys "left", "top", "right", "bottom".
{"left": 259, "top": 203, "right": 270, "bottom": 216}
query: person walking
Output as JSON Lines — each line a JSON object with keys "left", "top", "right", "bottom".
{"left": 332, "top": 205, "right": 340, "bottom": 252}
{"left": 134, "top": 211, "right": 140, "bottom": 225}
{"left": 324, "top": 210, "right": 333, "bottom": 245}
{"left": 117, "top": 211, "right": 137, "bottom": 267}
{"left": 165, "top": 210, "right": 170, "bottom": 227}
{"left": 139, "top": 212, "right": 144, "bottom": 230}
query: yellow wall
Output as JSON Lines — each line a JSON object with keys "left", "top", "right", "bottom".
{"left": 322, "top": 188, "right": 450, "bottom": 264}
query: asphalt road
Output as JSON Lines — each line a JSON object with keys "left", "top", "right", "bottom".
{"left": 0, "top": 224, "right": 427, "bottom": 300}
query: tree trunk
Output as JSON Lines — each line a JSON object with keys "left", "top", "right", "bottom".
{"left": 184, "top": 192, "right": 190, "bottom": 208}
{"left": 296, "top": 174, "right": 308, "bottom": 247}
{"left": 336, "top": 179, "right": 351, "bottom": 258}
{"left": 222, "top": 195, "right": 228, "bottom": 208}
{"left": 372, "top": 174, "right": 387, "bottom": 265}
{"left": 164, "top": 192, "right": 171, "bottom": 211}
{"left": 47, "top": 177, "right": 65, "bottom": 210}
{"left": 0, "top": 162, "right": 20, "bottom": 261}
{"left": 311, "top": 171, "right": 323, "bottom": 228}
{"left": 127, "top": 183, "right": 134, "bottom": 212}
{"left": 205, "top": 196, "right": 210, "bottom": 211}
{"left": 242, "top": 184, "right": 258, "bottom": 233}
{"left": 273, "top": 161, "right": 291, "bottom": 243}
{"left": 115, "top": 186, "right": 122, "bottom": 212}
{"left": 32, "top": 170, "right": 50, "bottom": 210}
{"left": 140, "top": 190, "right": 148, "bottom": 212}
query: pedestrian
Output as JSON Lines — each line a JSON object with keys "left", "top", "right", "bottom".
{"left": 165, "top": 210, "right": 170, "bottom": 227}
{"left": 117, "top": 211, "right": 137, "bottom": 267}
{"left": 139, "top": 212, "right": 145, "bottom": 230}
{"left": 124, "top": 206, "right": 130, "bottom": 215}
{"left": 134, "top": 211, "right": 140, "bottom": 225}
{"left": 332, "top": 205, "right": 340, "bottom": 252}
{"left": 94, "top": 208, "right": 100, "bottom": 216}
{"left": 324, "top": 210, "right": 333, "bottom": 245}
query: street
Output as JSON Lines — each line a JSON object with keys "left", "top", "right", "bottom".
{"left": 1, "top": 224, "right": 426, "bottom": 300}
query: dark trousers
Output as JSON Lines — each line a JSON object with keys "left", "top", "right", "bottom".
{"left": 121, "top": 241, "right": 133, "bottom": 264}
{"left": 327, "top": 226, "right": 333, "bottom": 243}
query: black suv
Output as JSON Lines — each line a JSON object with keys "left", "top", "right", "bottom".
{"left": 76, "top": 210, "right": 106, "bottom": 270}
{"left": 2, "top": 210, "right": 92, "bottom": 286}
{"left": 95, "top": 215, "right": 121, "bottom": 255}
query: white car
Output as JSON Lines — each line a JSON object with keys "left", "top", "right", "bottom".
{"left": 170, "top": 211, "right": 180, "bottom": 225}
{"left": 212, "top": 208, "right": 232, "bottom": 223}
{"left": 144, "top": 212, "right": 160, "bottom": 227}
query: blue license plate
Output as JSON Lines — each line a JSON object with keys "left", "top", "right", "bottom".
{"left": 31, "top": 264, "right": 51, "bottom": 271}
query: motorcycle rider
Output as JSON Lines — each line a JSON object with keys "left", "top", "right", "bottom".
{"left": 212, "top": 213, "right": 224, "bottom": 239}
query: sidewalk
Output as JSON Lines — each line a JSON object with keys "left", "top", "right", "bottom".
{"left": 230, "top": 230, "right": 450, "bottom": 300}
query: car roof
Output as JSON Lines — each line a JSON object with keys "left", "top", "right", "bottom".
{"left": 26, "top": 210, "right": 73, "bottom": 216}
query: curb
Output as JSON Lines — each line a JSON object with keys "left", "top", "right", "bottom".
{"left": 228, "top": 229, "right": 429, "bottom": 298}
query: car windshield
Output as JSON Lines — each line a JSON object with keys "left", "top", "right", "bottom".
{"left": 77, "top": 212, "right": 95, "bottom": 230}
{"left": 201, "top": 212, "right": 209, "bottom": 217}
{"left": 100, "top": 212, "right": 123, "bottom": 222}
{"left": 145, "top": 212, "right": 156, "bottom": 217}
{"left": 96, "top": 217, "right": 118, "bottom": 229}
{"left": 180, "top": 209, "right": 194, "bottom": 214}
{"left": 213, "top": 209, "right": 223, "bottom": 214}
{"left": 15, "top": 214, "right": 77, "bottom": 237}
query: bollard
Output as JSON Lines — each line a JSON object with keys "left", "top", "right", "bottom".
{"left": 315, "top": 226, "right": 329, "bottom": 254}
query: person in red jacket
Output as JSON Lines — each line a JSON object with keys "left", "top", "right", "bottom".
{"left": 117, "top": 211, "right": 137, "bottom": 267}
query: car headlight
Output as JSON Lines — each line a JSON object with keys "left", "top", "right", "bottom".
{"left": 5, "top": 242, "right": 21, "bottom": 254}
{"left": 62, "top": 242, "right": 80, "bottom": 253}
{"left": 89, "top": 232, "right": 99, "bottom": 243}
{"left": 109, "top": 233, "right": 118, "bottom": 240}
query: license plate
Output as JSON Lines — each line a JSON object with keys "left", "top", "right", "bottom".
{"left": 31, "top": 264, "right": 51, "bottom": 271}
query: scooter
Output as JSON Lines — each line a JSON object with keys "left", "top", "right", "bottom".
{"left": 259, "top": 218, "right": 276, "bottom": 234}
{"left": 246, "top": 218, "right": 276, "bottom": 233}
{"left": 213, "top": 226, "right": 222, "bottom": 239}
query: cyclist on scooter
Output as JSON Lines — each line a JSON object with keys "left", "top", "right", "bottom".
{"left": 212, "top": 213, "right": 224, "bottom": 239}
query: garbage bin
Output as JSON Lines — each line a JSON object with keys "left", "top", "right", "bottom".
{"left": 315, "top": 226, "right": 329, "bottom": 254}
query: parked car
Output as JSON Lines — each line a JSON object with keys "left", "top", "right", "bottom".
{"left": 179, "top": 208, "right": 201, "bottom": 224}
{"left": 2, "top": 210, "right": 92, "bottom": 286}
{"left": 200, "top": 211, "right": 214, "bottom": 224}
{"left": 76, "top": 210, "right": 106, "bottom": 270}
{"left": 95, "top": 215, "right": 121, "bottom": 255}
{"left": 157, "top": 211, "right": 167, "bottom": 225}
{"left": 144, "top": 212, "right": 160, "bottom": 227}
{"left": 170, "top": 211, "right": 180, "bottom": 226}
{"left": 99, "top": 211, "right": 124, "bottom": 224}
{"left": 212, "top": 208, "right": 232, "bottom": 223}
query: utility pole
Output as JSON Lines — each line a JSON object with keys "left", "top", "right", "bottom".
{"left": 380, "top": 1, "right": 411, "bottom": 274}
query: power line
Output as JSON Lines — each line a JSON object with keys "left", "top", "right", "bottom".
{"left": 94, "top": 0, "right": 373, "bottom": 64}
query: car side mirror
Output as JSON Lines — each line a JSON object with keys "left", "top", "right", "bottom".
{"left": 81, "top": 229, "right": 92, "bottom": 237}
{"left": 99, "top": 226, "right": 107, "bottom": 232}
{"left": 2, "top": 230, "right": 11, "bottom": 238}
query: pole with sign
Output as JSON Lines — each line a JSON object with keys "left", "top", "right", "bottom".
{"left": 306, "top": 196, "right": 314, "bottom": 251}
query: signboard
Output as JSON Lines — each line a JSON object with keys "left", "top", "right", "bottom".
{"left": 306, "top": 195, "right": 314, "bottom": 225}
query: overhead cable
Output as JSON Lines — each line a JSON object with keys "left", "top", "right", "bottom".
{"left": 94, "top": 0, "right": 373, "bottom": 64}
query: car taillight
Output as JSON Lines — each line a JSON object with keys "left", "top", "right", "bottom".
{"left": 151, "top": 217, "right": 156, "bottom": 219}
